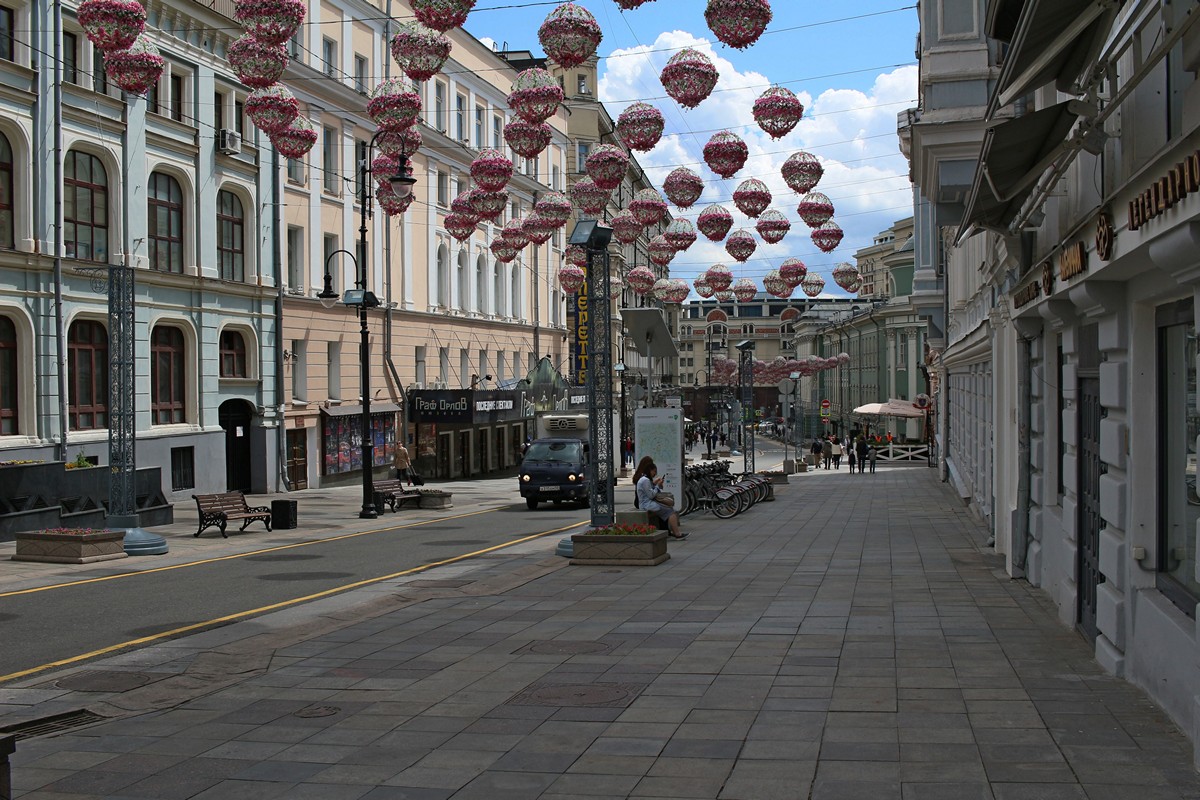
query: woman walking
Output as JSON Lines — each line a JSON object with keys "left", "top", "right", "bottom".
{"left": 831, "top": 437, "right": 843, "bottom": 469}
{"left": 633, "top": 456, "right": 686, "bottom": 539}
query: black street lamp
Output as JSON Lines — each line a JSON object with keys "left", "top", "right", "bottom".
{"left": 320, "top": 134, "right": 416, "bottom": 520}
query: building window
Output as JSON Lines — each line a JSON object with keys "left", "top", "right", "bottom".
{"left": 64, "top": 151, "right": 108, "bottom": 262}
{"left": 552, "top": 165, "right": 561, "bottom": 191}
{"left": 170, "top": 446, "right": 195, "bottom": 491}
{"left": 219, "top": 329, "right": 247, "bottom": 378}
{"left": 322, "top": 37, "right": 336, "bottom": 76}
{"left": 290, "top": 339, "right": 306, "bottom": 400}
{"left": 63, "top": 31, "right": 78, "bottom": 84}
{"left": 474, "top": 105, "right": 484, "bottom": 148}
{"left": 577, "top": 73, "right": 587, "bottom": 94}
{"left": 434, "top": 81, "right": 446, "bottom": 131}
{"left": 216, "top": 189, "right": 245, "bottom": 282}
{"left": 437, "top": 170, "right": 449, "bottom": 206}
{"left": 492, "top": 114, "right": 501, "bottom": 148}
{"left": 328, "top": 342, "right": 341, "bottom": 399}
{"left": 286, "top": 225, "right": 304, "bottom": 289}
{"left": 67, "top": 320, "right": 106, "bottom": 430}
{"left": 354, "top": 138, "right": 367, "bottom": 197}
{"left": 322, "top": 125, "right": 338, "bottom": 192}
{"left": 286, "top": 155, "right": 304, "bottom": 184}
{"left": 92, "top": 46, "right": 106, "bottom": 93}
{"left": 0, "top": 315, "right": 13, "bottom": 434}
{"left": 213, "top": 91, "right": 225, "bottom": 132}
{"left": 323, "top": 233, "right": 339, "bottom": 293}
{"left": 576, "top": 141, "right": 589, "bottom": 171}
{"left": 0, "top": 7, "right": 13, "bottom": 62}
{"left": 476, "top": 255, "right": 486, "bottom": 313}
{"left": 354, "top": 54, "right": 368, "bottom": 93}
{"left": 233, "top": 98, "right": 244, "bottom": 137}
{"left": 415, "top": 345, "right": 426, "bottom": 385}
{"left": 168, "top": 73, "right": 184, "bottom": 121}
{"left": 435, "top": 244, "right": 448, "bottom": 306}
{"left": 455, "top": 93, "right": 466, "bottom": 141}
{"left": 151, "top": 325, "right": 185, "bottom": 424}
{"left": 148, "top": 171, "right": 184, "bottom": 273}
{"left": 289, "top": 29, "right": 302, "bottom": 60}
{"left": 0, "top": 131, "right": 12, "bottom": 249}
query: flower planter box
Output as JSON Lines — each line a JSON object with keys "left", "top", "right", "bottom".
{"left": 12, "top": 529, "right": 127, "bottom": 564}
{"left": 418, "top": 492, "right": 453, "bottom": 510}
{"left": 570, "top": 530, "right": 669, "bottom": 566}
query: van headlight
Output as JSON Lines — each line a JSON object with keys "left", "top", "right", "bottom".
{"left": 521, "top": 474, "right": 531, "bottom": 482}
{"left": 568, "top": 474, "right": 577, "bottom": 482}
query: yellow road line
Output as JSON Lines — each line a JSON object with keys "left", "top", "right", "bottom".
{"left": 0, "top": 520, "right": 588, "bottom": 685}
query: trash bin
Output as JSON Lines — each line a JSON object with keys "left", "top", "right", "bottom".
{"left": 271, "top": 499, "right": 298, "bottom": 529}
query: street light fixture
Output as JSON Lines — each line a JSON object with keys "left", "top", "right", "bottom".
{"left": 470, "top": 373, "right": 493, "bottom": 389}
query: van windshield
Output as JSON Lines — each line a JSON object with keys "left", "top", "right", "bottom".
{"left": 524, "top": 441, "right": 582, "bottom": 462}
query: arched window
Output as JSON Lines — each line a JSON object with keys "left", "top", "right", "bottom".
{"left": 475, "top": 255, "right": 487, "bottom": 314}
{"left": 456, "top": 250, "right": 468, "bottom": 310}
{"left": 219, "top": 329, "right": 247, "bottom": 378}
{"left": 68, "top": 320, "right": 107, "bottom": 430}
{"left": 0, "top": 132, "right": 13, "bottom": 249}
{"left": 64, "top": 151, "right": 108, "bottom": 262}
{"left": 493, "top": 264, "right": 505, "bottom": 317}
{"left": 510, "top": 264, "right": 520, "bottom": 319}
{"left": 435, "top": 244, "right": 448, "bottom": 306}
{"left": 151, "top": 326, "right": 185, "bottom": 424}
{"left": 0, "top": 316, "right": 16, "bottom": 433}
{"left": 217, "top": 190, "right": 244, "bottom": 282}
{"left": 148, "top": 171, "right": 183, "bottom": 272}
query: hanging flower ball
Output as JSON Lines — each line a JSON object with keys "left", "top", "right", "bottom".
{"left": 234, "top": 0, "right": 306, "bottom": 45}
{"left": 504, "top": 119, "right": 553, "bottom": 158}
{"left": 611, "top": 210, "right": 643, "bottom": 245}
{"left": 412, "top": 0, "right": 477, "bottom": 32}
{"left": 470, "top": 188, "right": 508, "bottom": 221}
{"left": 377, "top": 127, "right": 422, "bottom": 159}
{"left": 660, "top": 47, "right": 719, "bottom": 109}
{"left": 733, "top": 177, "right": 771, "bottom": 218}
{"left": 523, "top": 214, "right": 557, "bottom": 245}
{"left": 490, "top": 234, "right": 520, "bottom": 264}
{"left": 811, "top": 220, "right": 844, "bottom": 252}
{"left": 368, "top": 78, "right": 422, "bottom": 132}
{"left": 663, "top": 167, "right": 705, "bottom": 209}
{"left": 614, "top": 0, "right": 654, "bottom": 8}
{"left": 389, "top": 22, "right": 451, "bottom": 83}
{"left": 832, "top": 262, "right": 860, "bottom": 290}
{"left": 445, "top": 213, "right": 477, "bottom": 242}
{"left": 104, "top": 34, "right": 165, "bottom": 95}
{"left": 376, "top": 181, "right": 414, "bottom": 216}
{"left": 725, "top": 229, "right": 757, "bottom": 263}
{"left": 705, "top": 263, "right": 733, "bottom": 291}
{"left": 569, "top": 176, "right": 611, "bottom": 215}
{"left": 535, "top": 191, "right": 572, "bottom": 225}
{"left": 269, "top": 116, "right": 318, "bottom": 159}
{"left": 846, "top": 275, "right": 863, "bottom": 294}
{"left": 610, "top": 276, "right": 625, "bottom": 301}
{"left": 558, "top": 263, "right": 586, "bottom": 294}
{"left": 627, "top": 266, "right": 657, "bottom": 295}
{"left": 78, "top": 0, "right": 147, "bottom": 52}
{"left": 697, "top": 204, "right": 733, "bottom": 242}
{"left": 694, "top": 274, "right": 714, "bottom": 298}
{"left": 585, "top": 144, "right": 631, "bottom": 191}
{"left": 508, "top": 68, "right": 564, "bottom": 124}
{"left": 648, "top": 235, "right": 675, "bottom": 267}
{"left": 666, "top": 279, "right": 691, "bottom": 304}
{"left": 471, "top": 148, "right": 514, "bottom": 192}
{"left": 797, "top": 191, "right": 835, "bottom": 228}
{"left": 779, "top": 257, "right": 807, "bottom": 287}
{"left": 245, "top": 84, "right": 300, "bottom": 134}
{"left": 763, "top": 269, "right": 791, "bottom": 298}
{"left": 503, "top": 218, "right": 530, "bottom": 250}
{"left": 664, "top": 219, "right": 697, "bottom": 252}
{"left": 756, "top": 209, "right": 790, "bottom": 244}
{"left": 753, "top": 85, "right": 802, "bottom": 139}
{"left": 703, "top": 131, "right": 748, "bottom": 179}
{"left": 714, "top": 289, "right": 735, "bottom": 302}
{"left": 837, "top": 352, "right": 851, "bottom": 366}
{"left": 732, "top": 277, "right": 758, "bottom": 302}
{"left": 538, "top": 2, "right": 602, "bottom": 70}
{"left": 566, "top": 244, "right": 588, "bottom": 267}
{"left": 615, "top": 102, "right": 664, "bottom": 152}
{"left": 629, "top": 188, "right": 667, "bottom": 227}
{"left": 451, "top": 194, "right": 481, "bottom": 225}
{"left": 227, "top": 34, "right": 288, "bottom": 89}
{"left": 371, "top": 152, "right": 402, "bottom": 186}
{"left": 651, "top": 278, "right": 672, "bottom": 302}
{"left": 801, "top": 272, "right": 825, "bottom": 297}
{"left": 704, "top": 0, "right": 772, "bottom": 49}
{"left": 782, "top": 151, "right": 823, "bottom": 194}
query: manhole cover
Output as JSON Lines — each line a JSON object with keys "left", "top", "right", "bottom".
{"left": 507, "top": 683, "right": 644, "bottom": 708}
{"left": 520, "top": 641, "right": 611, "bottom": 656}
{"left": 294, "top": 705, "right": 341, "bottom": 718}
{"left": 421, "top": 539, "right": 489, "bottom": 546}
{"left": 55, "top": 671, "right": 158, "bottom": 693}
{"left": 257, "top": 572, "right": 354, "bottom": 581}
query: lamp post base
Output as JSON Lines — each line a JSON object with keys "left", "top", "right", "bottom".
{"left": 359, "top": 508, "right": 378, "bottom": 520}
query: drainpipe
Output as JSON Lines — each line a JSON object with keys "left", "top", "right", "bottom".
{"left": 381, "top": 0, "right": 407, "bottom": 430}
{"left": 532, "top": 190, "right": 540, "bottom": 360}
{"left": 273, "top": 150, "right": 289, "bottom": 492}
{"left": 52, "top": 0, "right": 68, "bottom": 461}
{"left": 1012, "top": 323, "right": 1036, "bottom": 575}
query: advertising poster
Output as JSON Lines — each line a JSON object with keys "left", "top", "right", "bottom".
{"left": 634, "top": 408, "right": 684, "bottom": 504}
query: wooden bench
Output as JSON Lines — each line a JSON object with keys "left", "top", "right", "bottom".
{"left": 373, "top": 479, "right": 423, "bottom": 512}
{"left": 192, "top": 491, "right": 272, "bottom": 538}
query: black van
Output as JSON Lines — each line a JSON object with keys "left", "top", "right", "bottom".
{"left": 518, "top": 437, "right": 589, "bottom": 509}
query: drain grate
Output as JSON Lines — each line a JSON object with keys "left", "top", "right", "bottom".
{"left": 293, "top": 705, "right": 341, "bottom": 718}
{"left": 506, "top": 682, "right": 645, "bottom": 709}
{"left": 0, "top": 709, "right": 107, "bottom": 740}
{"left": 515, "top": 641, "right": 612, "bottom": 656}
{"left": 54, "top": 670, "right": 158, "bottom": 693}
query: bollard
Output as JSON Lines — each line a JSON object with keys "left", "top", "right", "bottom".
{"left": 0, "top": 734, "right": 15, "bottom": 800}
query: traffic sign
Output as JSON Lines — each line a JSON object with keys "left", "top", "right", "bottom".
{"left": 821, "top": 399, "right": 831, "bottom": 409}
{"left": 778, "top": 379, "right": 795, "bottom": 394}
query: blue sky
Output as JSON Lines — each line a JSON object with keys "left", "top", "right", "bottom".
{"left": 465, "top": 1, "right": 920, "bottom": 295}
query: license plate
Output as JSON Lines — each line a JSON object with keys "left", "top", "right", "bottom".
{"left": 540, "top": 486, "right": 560, "bottom": 492}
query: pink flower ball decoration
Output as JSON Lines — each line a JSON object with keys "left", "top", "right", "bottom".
{"left": 452, "top": 193, "right": 482, "bottom": 224}
{"left": 648, "top": 235, "right": 675, "bottom": 267}
{"left": 508, "top": 68, "right": 564, "bottom": 124}
{"left": 800, "top": 272, "right": 825, "bottom": 297}
{"left": 811, "top": 220, "right": 844, "bottom": 253}
{"left": 697, "top": 204, "right": 733, "bottom": 242}
{"left": 269, "top": 116, "right": 318, "bottom": 159}
{"left": 445, "top": 213, "right": 477, "bottom": 242}
{"left": 389, "top": 22, "right": 451, "bottom": 83}
{"left": 376, "top": 181, "right": 414, "bottom": 216}
{"left": 664, "top": 219, "right": 697, "bottom": 252}
{"left": 614, "top": 0, "right": 654, "bottom": 8}
{"left": 566, "top": 244, "right": 587, "bottom": 268}
{"left": 629, "top": 188, "right": 667, "bottom": 227}
{"left": 523, "top": 214, "right": 556, "bottom": 246}
{"left": 693, "top": 274, "right": 714, "bottom": 298}
{"left": 471, "top": 148, "right": 514, "bottom": 192}
{"left": 534, "top": 191, "right": 572, "bottom": 226}
{"left": 411, "top": 0, "right": 477, "bottom": 32}
{"left": 504, "top": 119, "right": 553, "bottom": 159}
{"left": 733, "top": 178, "right": 771, "bottom": 218}
{"left": 705, "top": 263, "right": 733, "bottom": 291}
{"left": 372, "top": 152, "right": 405, "bottom": 186}
{"left": 763, "top": 269, "right": 791, "bottom": 298}
{"left": 779, "top": 257, "right": 807, "bottom": 287}
{"left": 245, "top": 84, "right": 300, "bottom": 134}
{"left": 660, "top": 47, "right": 719, "bottom": 110}
{"left": 234, "top": 0, "right": 306, "bottom": 45}
{"left": 837, "top": 352, "right": 851, "bottom": 366}
{"left": 627, "top": 265, "right": 657, "bottom": 295}
{"left": 490, "top": 234, "right": 520, "bottom": 264}
{"left": 538, "top": 2, "right": 603, "bottom": 70}
{"left": 704, "top": 0, "right": 772, "bottom": 49}
{"left": 558, "top": 264, "right": 586, "bottom": 294}
{"left": 832, "top": 262, "right": 860, "bottom": 290}
{"left": 703, "top": 131, "right": 748, "bottom": 179}
{"left": 714, "top": 289, "right": 735, "bottom": 302}
{"left": 610, "top": 276, "right": 625, "bottom": 301}
{"left": 616, "top": 102, "right": 665, "bottom": 152}
{"left": 376, "top": 127, "right": 422, "bottom": 159}
{"left": 847, "top": 275, "right": 863, "bottom": 294}
{"left": 585, "top": 144, "right": 631, "bottom": 191}
{"left": 663, "top": 167, "right": 704, "bottom": 209}
{"left": 470, "top": 189, "right": 508, "bottom": 222}
{"left": 569, "top": 176, "right": 611, "bottom": 215}
{"left": 667, "top": 278, "right": 691, "bottom": 304}
{"left": 725, "top": 229, "right": 757, "bottom": 263}
{"left": 755, "top": 209, "right": 790, "bottom": 244}
{"left": 367, "top": 78, "right": 422, "bottom": 132}
{"left": 782, "top": 151, "right": 823, "bottom": 194}
{"left": 753, "top": 85, "right": 802, "bottom": 139}
{"left": 611, "top": 210, "right": 643, "bottom": 245}
{"left": 78, "top": 0, "right": 146, "bottom": 52}
{"left": 732, "top": 277, "right": 758, "bottom": 302}
{"left": 797, "top": 191, "right": 834, "bottom": 228}
{"left": 227, "top": 34, "right": 288, "bottom": 89}
{"left": 650, "top": 278, "right": 672, "bottom": 302}
{"left": 104, "top": 33, "right": 165, "bottom": 95}
{"left": 502, "top": 218, "right": 530, "bottom": 250}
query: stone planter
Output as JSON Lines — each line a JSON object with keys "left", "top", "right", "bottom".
{"left": 12, "top": 529, "right": 127, "bottom": 564}
{"left": 418, "top": 492, "right": 453, "bottom": 510}
{"left": 570, "top": 530, "right": 670, "bottom": 566}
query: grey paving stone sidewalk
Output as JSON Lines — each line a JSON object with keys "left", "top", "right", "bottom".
{"left": 8, "top": 465, "right": 1200, "bottom": 799}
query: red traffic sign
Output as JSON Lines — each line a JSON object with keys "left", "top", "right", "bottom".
{"left": 821, "top": 399, "right": 831, "bottom": 409}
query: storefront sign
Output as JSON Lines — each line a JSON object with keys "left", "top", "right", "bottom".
{"left": 1095, "top": 211, "right": 1114, "bottom": 260}
{"left": 1128, "top": 149, "right": 1200, "bottom": 231}
{"left": 410, "top": 390, "right": 472, "bottom": 423}
{"left": 473, "top": 391, "right": 529, "bottom": 423}
{"left": 1058, "top": 241, "right": 1087, "bottom": 281}
{"left": 1041, "top": 260, "right": 1054, "bottom": 297}
{"left": 1013, "top": 278, "right": 1041, "bottom": 309}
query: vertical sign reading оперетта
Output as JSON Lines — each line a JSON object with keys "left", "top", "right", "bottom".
{"left": 567, "top": 285, "right": 590, "bottom": 386}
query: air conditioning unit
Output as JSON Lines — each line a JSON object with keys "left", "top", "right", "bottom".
{"left": 410, "top": 382, "right": 424, "bottom": 390}
{"left": 218, "top": 129, "right": 241, "bottom": 155}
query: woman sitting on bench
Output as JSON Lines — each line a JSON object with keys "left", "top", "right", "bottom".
{"left": 632, "top": 456, "right": 686, "bottom": 540}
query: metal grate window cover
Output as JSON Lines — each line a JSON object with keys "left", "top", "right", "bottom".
{"left": 0, "top": 709, "right": 107, "bottom": 740}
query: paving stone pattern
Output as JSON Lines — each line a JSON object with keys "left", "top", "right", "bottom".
{"left": 10, "top": 466, "right": 1200, "bottom": 799}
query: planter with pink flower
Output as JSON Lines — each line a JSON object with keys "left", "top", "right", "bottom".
{"left": 570, "top": 523, "right": 669, "bottom": 566}
{"left": 13, "top": 527, "right": 127, "bottom": 564}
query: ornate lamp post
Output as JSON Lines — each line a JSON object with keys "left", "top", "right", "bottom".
{"left": 736, "top": 339, "right": 755, "bottom": 474}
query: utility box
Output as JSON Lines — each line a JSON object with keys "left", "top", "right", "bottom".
{"left": 271, "top": 499, "right": 298, "bottom": 529}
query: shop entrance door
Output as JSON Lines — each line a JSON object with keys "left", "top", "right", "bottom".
{"left": 437, "top": 432, "right": 452, "bottom": 479}
{"left": 1077, "top": 375, "right": 1104, "bottom": 641}
{"left": 219, "top": 399, "right": 254, "bottom": 492}
{"left": 495, "top": 428, "right": 505, "bottom": 470}
{"left": 475, "top": 429, "right": 486, "bottom": 474}
{"left": 286, "top": 428, "right": 308, "bottom": 489}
